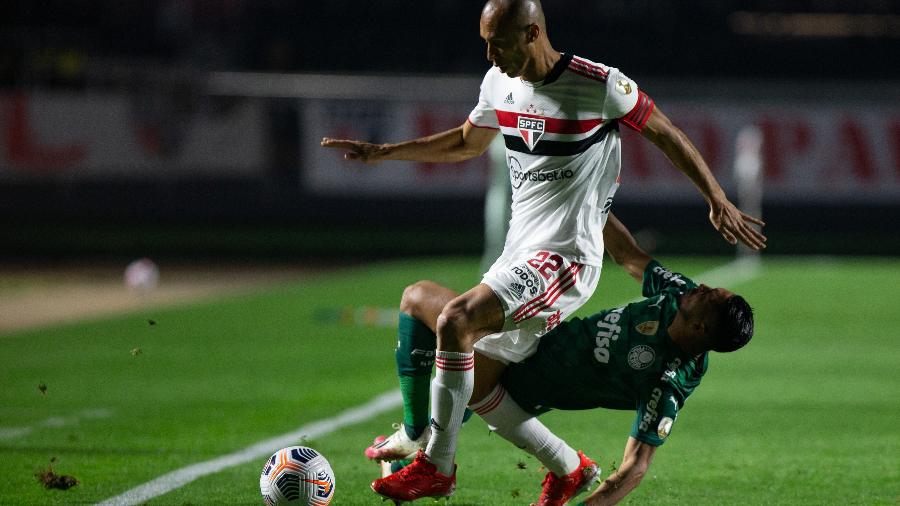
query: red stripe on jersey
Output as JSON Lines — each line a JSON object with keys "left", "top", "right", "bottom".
{"left": 495, "top": 110, "right": 604, "bottom": 134}
{"left": 568, "top": 57, "right": 609, "bottom": 82}
{"left": 620, "top": 91, "right": 655, "bottom": 132}
{"left": 571, "top": 56, "right": 609, "bottom": 76}
{"left": 466, "top": 117, "right": 499, "bottom": 130}
{"left": 512, "top": 273, "right": 566, "bottom": 322}
{"left": 512, "top": 265, "right": 575, "bottom": 322}
{"left": 513, "top": 268, "right": 580, "bottom": 323}
{"left": 512, "top": 263, "right": 582, "bottom": 323}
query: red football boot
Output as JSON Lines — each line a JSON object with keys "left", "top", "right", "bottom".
{"left": 532, "top": 451, "right": 600, "bottom": 506}
{"left": 371, "top": 450, "right": 456, "bottom": 502}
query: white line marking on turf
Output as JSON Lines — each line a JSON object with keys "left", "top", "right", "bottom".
{"left": 96, "top": 258, "right": 761, "bottom": 505}
{"left": 695, "top": 256, "right": 762, "bottom": 288}
{"left": 0, "top": 408, "right": 113, "bottom": 440}
{"left": 95, "top": 390, "right": 402, "bottom": 506}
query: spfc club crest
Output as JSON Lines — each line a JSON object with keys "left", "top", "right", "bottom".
{"left": 517, "top": 116, "right": 545, "bottom": 151}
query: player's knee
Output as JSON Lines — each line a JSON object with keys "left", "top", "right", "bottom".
{"left": 436, "top": 300, "right": 473, "bottom": 346}
{"left": 400, "top": 280, "right": 434, "bottom": 316}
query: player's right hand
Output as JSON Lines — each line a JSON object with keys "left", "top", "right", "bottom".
{"left": 708, "top": 198, "right": 767, "bottom": 251}
{"left": 320, "top": 138, "right": 389, "bottom": 164}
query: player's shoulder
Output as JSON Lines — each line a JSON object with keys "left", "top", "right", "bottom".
{"left": 564, "top": 54, "right": 614, "bottom": 83}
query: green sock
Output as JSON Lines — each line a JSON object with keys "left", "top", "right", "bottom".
{"left": 395, "top": 313, "right": 476, "bottom": 438}
{"left": 396, "top": 313, "right": 436, "bottom": 439}
{"left": 399, "top": 375, "right": 431, "bottom": 439}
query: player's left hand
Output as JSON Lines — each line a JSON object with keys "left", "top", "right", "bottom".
{"left": 709, "top": 199, "right": 766, "bottom": 250}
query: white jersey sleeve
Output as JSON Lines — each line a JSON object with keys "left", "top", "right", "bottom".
{"left": 468, "top": 68, "right": 500, "bottom": 129}
{"left": 601, "top": 67, "right": 639, "bottom": 119}
{"left": 603, "top": 67, "right": 655, "bottom": 132}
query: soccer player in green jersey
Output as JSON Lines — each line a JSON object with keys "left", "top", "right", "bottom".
{"left": 375, "top": 213, "right": 755, "bottom": 505}
{"left": 479, "top": 214, "right": 753, "bottom": 505}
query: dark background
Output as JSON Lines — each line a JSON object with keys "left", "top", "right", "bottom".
{"left": 2, "top": 1, "right": 899, "bottom": 260}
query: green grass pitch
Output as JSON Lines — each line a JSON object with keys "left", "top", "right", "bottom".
{"left": 1, "top": 256, "right": 898, "bottom": 505}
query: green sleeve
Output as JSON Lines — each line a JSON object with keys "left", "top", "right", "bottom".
{"left": 631, "top": 385, "right": 680, "bottom": 447}
{"left": 641, "top": 260, "right": 697, "bottom": 298}
{"left": 630, "top": 354, "right": 708, "bottom": 446}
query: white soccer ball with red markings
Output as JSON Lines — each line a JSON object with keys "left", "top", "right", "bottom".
{"left": 260, "top": 446, "right": 335, "bottom": 505}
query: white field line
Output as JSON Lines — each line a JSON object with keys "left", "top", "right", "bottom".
{"left": 96, "top": 258, "right": 761, "bottom": 505}
{"left": 95, "top": 390, "right": 402, "bottom": 506}
{"left": 0, "top": 408, "right": 112, "bottom": 440}
{"left": 693, "top": 256, "right": 762, "bottom": 288}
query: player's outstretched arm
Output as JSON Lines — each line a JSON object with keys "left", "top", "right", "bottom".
{"left": 580, "top": 437, "right": 656, "bottom": 506}
{"left": 321, "top": 120, "right": 498, "bottom": 164}
{"left": 641, "top": 106, "right": 767, "bottom": 251}
{"left": 603, "top": 213, "right": 652, "bottom": 283}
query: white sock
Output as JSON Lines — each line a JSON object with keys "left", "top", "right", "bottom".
{"left": 470, "top": 384, "right": 580, "bottom": 477}
{"left": 426, "top": 350, "right": 474, "bottom": 475}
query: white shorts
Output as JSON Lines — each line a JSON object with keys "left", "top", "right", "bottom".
{"left": 474, "top": 249, "right": 601, "bottom": 364}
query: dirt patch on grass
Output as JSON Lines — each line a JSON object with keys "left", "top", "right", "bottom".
{"left": 0, "top": 261, "right": 329, "bottom": 334}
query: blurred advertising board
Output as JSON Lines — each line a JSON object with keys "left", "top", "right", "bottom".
{"left": 304, "top": 99, "right": 490, "bottom": 196}
{"left": 307, "top": 99, "right": 900, "bottom": 203}
{"left": 618, "top": 103, "right": 900, "bottom": 203}
{"left": 0, "top": 92, "right": 265, "bottom": 179}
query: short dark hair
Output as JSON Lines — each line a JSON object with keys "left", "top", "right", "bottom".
{"left": 710, "top": 295, "right": 754, "bottom": 352}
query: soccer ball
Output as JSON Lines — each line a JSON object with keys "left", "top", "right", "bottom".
{"left": 124, "top": 258, "right": 159, "bottom": 291}
{"left": 260, "top": 446, "right": 335, "bottom": 506}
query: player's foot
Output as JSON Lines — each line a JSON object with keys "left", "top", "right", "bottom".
{"left": 532, "top": 451, "right": 600, "bottom": 506}
{"left": 365, "top": 423, "right": 430, "bottom": 461}
{"left": 371, "top": 450, "right": 456, "bottom": 501}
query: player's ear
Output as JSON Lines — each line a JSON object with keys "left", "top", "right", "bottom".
{"left": 691, "top": 319, "right": 707, "bottom": 338}
{"left": 525, "top": 23, "right": 539, "bottom": 43}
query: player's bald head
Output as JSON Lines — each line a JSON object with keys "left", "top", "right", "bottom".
{"left": 481, "top": 0, "right": 546, "bottom": 32}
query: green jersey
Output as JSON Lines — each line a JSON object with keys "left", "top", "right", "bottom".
{"left": 502, "top": 260, "right": 707, "bottom": 446}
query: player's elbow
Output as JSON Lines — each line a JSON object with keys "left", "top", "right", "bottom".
{"left": 453, "top": 141, "right": 489, "bottom": 161}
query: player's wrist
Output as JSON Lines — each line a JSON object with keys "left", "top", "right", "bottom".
{"left": 706, "top": 190, "right": 729, "bottom": 209}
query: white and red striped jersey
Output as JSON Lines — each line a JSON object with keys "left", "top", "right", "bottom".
{"left": 468, "top": 53, "right": 654, "bottom": 266}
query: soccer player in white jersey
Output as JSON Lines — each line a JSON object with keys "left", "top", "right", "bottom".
{"left": 322, "top": 0, "right": 766, "bottom": 501}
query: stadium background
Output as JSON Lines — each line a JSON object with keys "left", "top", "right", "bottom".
{"left": 1, "top": 1, "right": 898, "bottom": 505}
{"left": 2, "top": 0, "right": 899, "bottom": 258}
